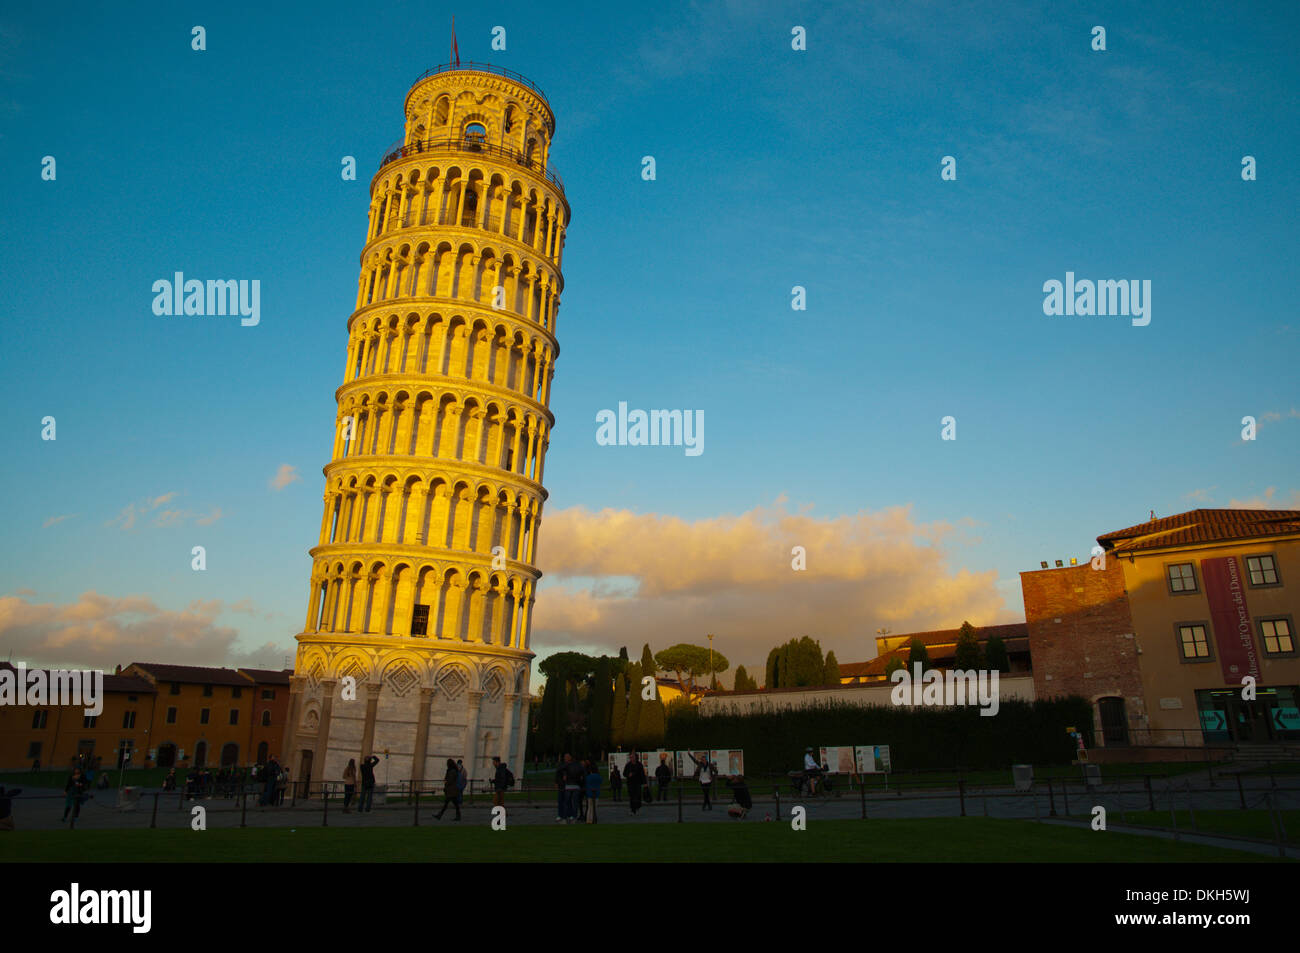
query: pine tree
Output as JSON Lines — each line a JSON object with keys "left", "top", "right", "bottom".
{"left": 823, "top": 651, "right": 840, "bottom": 686}
{"left": 779, "top": 643, "right": 791, "bottom": 688}
{"left": 734, "top": 664, "right": 752, "bottom": 691}
{"left": 765, "top": 648, "right": 779, "bottom": 690}
{"left": 537, "top": 677, "right": 561, "bottom": 756}
{"left": 884, "top": 656, "right": 905, "bottom": 677}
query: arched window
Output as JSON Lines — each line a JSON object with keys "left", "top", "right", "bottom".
{"left": 464, "top": 122, "right": 486, "bottom": 151}
{"left": 261, "top": 710, "right": 272, "bottom": 727}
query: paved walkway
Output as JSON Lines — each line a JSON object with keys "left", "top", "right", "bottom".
{"left": 11, "top": 775, "right": 1297, "bottom": 847}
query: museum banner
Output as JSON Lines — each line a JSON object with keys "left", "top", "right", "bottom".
{"left": 1200, "top": 555, "right": 1260, "bottom": 685}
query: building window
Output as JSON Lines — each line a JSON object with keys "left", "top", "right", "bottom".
{"left": 229, "top": 709, "right": 239, "bottom": 726}
{"left": 261, "top": 710, "right": 272, "bottom": 727}
{"left": 83, "top": 714, "right": 98, "bottom": 728}
{"left": 203, "top": 684, "right": 213, "bottom": 697}
{"left": 166, "top": 707, "right": 178, "bottom": 725}
{"left": 232, "top": 686, "right": 242, "bottom": 699}
{"left": 1245, "top": 554, "right": 1280, "bottom": 588}
{"left": 128, "top": 694, "right": 138, "bottom": 702}
{"left": 1259, "top": 617, "right": 1295, "bottom": 656}
{"left": 122, "top": 710, "right": 136, "bottom": 729}
{"left": 170, "top": 682, "right": 181, "bottom": 695}
{"left": 200, "top": 708, "right": 210, "bottom": 725}
{"left": 1167, "top": 562, "right": 1198, "bottom": 594}
{"left": 27, "top": 741, "right": 42, "bottom": 760}
{"left": 261, "top": 689, "right": 275, "bottom": 700}
{"left": 31, "top": 710, "right": 48, "bottom": 730}
{"left": 1177, "top": 623, "right": 1212, "bottom": 660}
{"left": 411, "top": 603, "right": 430, "bottom": 637}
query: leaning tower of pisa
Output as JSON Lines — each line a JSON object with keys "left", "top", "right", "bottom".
{"left": 281, "top": 62, "right": 568, "bottom": 791}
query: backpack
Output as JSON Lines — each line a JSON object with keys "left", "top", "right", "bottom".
{"left": 504, "top": 768, "right": 515, "bottom": 788}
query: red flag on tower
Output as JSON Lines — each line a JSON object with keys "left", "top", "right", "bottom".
{"left": 450, "top": 17, "right": 460, "bottom": 66}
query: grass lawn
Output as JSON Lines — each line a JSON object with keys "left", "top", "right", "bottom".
{"left": 0, "top": 818, "right": 1288, "bottom": 863}
{"left": 1113, "top": 809, "right": 1299, "bottom": 844}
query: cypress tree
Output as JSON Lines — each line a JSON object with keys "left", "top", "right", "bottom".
{"left": 985, "top": 635, "right": 1010, "bottom": 673}
{"left": 589, "top": 657, "right": 613, "bottom": 751}
{"left": 907, "top": 639, "right": 930, "bottom": 672}
{"left": 953, "top": 621, "right": 983, "bottom": 670}
{"left": 823, "top": 651, "right": 840, "bottom": 686}
{"left": 625, "top": 662, "right": 644, "bottom": 749}
{"left": 765, "top": 648, "right": 779, "bottom": 689}
{"left": 610, "top": 672, "right": 629, "bottom": 747}
{"left": 778, "top": 643, "right": 791, "bottom": 688}
{"left": 640, "top": 695, "right": 666, "bottom": 747}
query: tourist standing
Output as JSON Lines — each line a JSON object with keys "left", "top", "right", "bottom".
{"left": 490, "top": 756, "right": 514, "bottom": 808}
{"left": 609, "top": 761, "right": 623, "bottom": 801}
{"left": 584, "top": 762, "right": 601, "bottom": 824}
{"left": 560, "top": 753, "right": 583, "bottom": 823}
{"left": 342, "top": 758, "right": 358, "bottom": 813}
{"left": 655, "top": 753, "right": 673, "bottom": 801}
{"left": 623, "top": 753, "right": 646, "bottom": 815}
{"left": 688, "top": 751, "right": 715, "bottom": 810}
{"left": 359, "top": 754, "right": 380, "bottom": 812}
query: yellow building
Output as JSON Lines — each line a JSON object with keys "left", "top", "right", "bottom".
{"left": 1026, "top": 509, "right": 1300, "bottom": 748}
{"left": 1099, "top": 509, "right": 1300, "bottom": 745}
{"left": 284, "top": 62, "right": 569, "bottom": 788}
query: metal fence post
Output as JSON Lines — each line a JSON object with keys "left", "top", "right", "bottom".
{"left": 1236, "top": 772, "right": 1246, "bottom": 809}
{"left": 677, "top": 784, "right": 682, "bottom": 823}
{"left": 322, "top": 785, "right": 329, "bottom": 827}
{"left": 414, "top": 787, "right": 420, "bottom": 826}
{"left": 958, "top": 779, "right": 966, "bottom": 817}
{"left": 1145, "top": 775, "right": 1155, "bottom": 812}
{"left": 150, "top": 792, "right": 159, "bottom": 829}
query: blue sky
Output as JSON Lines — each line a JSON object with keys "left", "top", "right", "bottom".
{"left": 1, "top": 0, "right": 1297, "bottom": 677}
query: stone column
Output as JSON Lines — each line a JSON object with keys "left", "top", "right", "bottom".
{"left": 360, "top": 681, "right": 382, "bottom": 760}
{"left": 411, "top": 686, "right": 435, "bottom": 790}
{"left": 281, "top": 675, "right": 307, "bottom": 766}
{"left": 315, "top": 678, "right": 338, "bottom": 787}
{"left": 500, "top": 692, "right": 519, "bottom": 767}
{"left": 464, "top": 690, "right": 484, "bottom": 782}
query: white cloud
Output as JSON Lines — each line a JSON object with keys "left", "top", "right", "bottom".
{"left": 270, "top": 464, "right": 301, "bottom": 491}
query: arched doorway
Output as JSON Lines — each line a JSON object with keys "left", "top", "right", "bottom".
{"left": 193, "top": 741, "right": 208, "bottom": 767}
{"left": 1098, "top": 697, "right": 1128, "bottom": 746}
{"left": 256, "top": 741, "right": 269, "bottom": 764}
{"left": 220, "top": 743, "right": 239, "bottom": 767}
{"left": 156, "top": 743, "right": 177, "bottom": 768}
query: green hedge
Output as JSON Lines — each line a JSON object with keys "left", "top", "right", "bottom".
{"left": 665, "top": 697, "right": 1095, "bottom": 775}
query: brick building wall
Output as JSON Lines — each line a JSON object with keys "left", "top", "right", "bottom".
{"left": 1020, "top": 556, "right": 1146, "bottom": 744}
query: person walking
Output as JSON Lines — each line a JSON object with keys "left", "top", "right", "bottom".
{"left": 623, "top": 752, "right": 647, "bottom": 815}
{"left": 655, "top": 753, "right": 672, "bottom": 801}
{"left": 456, "top": 759, "right": 468, "bottom": 804}
{"left": 62, "top": 767, "right": 89, "bottom": 827}
{"left": 554, "top": 758, "right": 566, "bottom": 821}
{"left": 434, "top": 758, "right": 462, "bottom": 820}
{"left": 359, "top": 754, "right": 380, "bottom": 813}
{"left": 688, "top": 751, "right": 715, "bottom": 810}
{"left": 584, "top": 762, "right": 601, "bottom": 824}
{"left": 609, "top": 761, "right": 623, "bottom": 801}
{"left": 342, "top": 758, "right": 358, "bottom": 813}
{"left": 490, "top": 756, "right": 513, "bottom": 808}
{"left": 163, "top": 768, "right": 176, "bottom": 792}
{"left": 274, "top": 765, "right": 289, "bottom": 806}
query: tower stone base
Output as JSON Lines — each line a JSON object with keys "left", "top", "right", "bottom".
{"left": 282, "top": 638, "right": 530, "bottom": 790}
